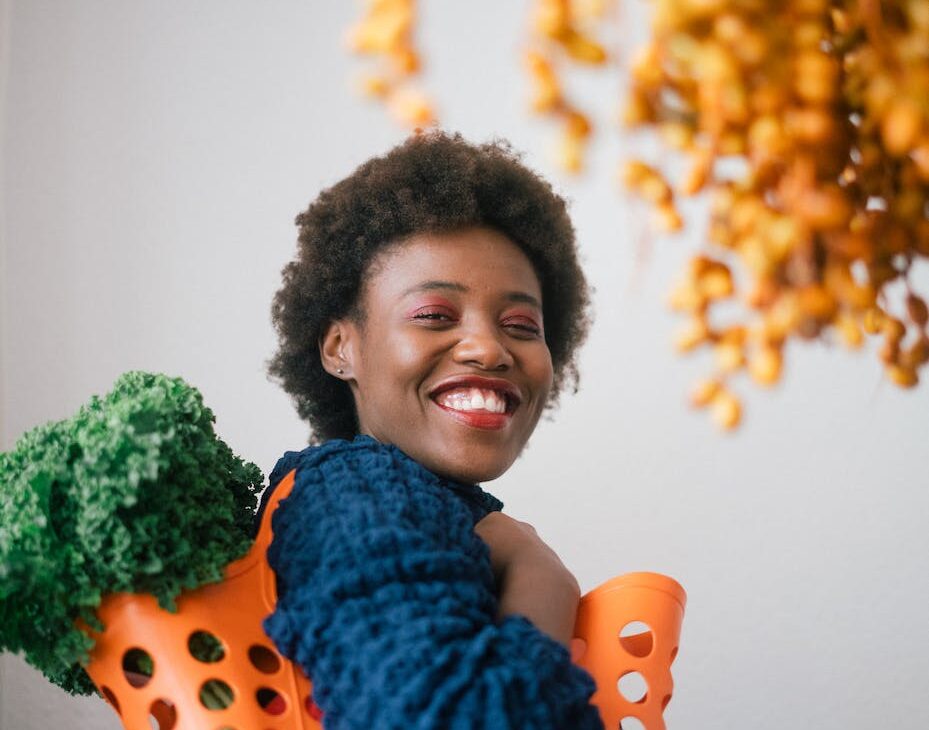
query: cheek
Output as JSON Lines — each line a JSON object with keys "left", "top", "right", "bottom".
{"left": 363, "top": 331, "right": 442, "bottom": 387}
{"left": 524, "top": 345, "right": 555, "bottom": 400}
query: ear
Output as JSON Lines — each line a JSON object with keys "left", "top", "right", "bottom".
{"left": 319, "top": 319, "right": 357, "bottom": 380}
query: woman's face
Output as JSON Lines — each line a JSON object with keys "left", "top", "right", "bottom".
{"left": 322, "top": 226, "right": 554, "bottom": 484}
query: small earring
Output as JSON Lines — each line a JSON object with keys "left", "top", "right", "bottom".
{"left": 336, "top": 368, "right": 344, "bottom": 374}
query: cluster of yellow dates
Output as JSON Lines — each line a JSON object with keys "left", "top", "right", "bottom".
{"left": 349, "top": 0, "right": 435, "bottom": 126}
{"left": 347, "top": 0, "right": 929, "bottom": 431}
{"left": 622, "top": 0, "right": 929, "bottom": 429}
{"left": 349, "top": 0, "right": 609, "bottom": 170}
{"left": 525, "top": 0, "right": 609, "bottom": 172}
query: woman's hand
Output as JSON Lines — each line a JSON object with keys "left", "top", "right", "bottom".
{"left": 474, "top": 511, "right": 581, "bottom": 649}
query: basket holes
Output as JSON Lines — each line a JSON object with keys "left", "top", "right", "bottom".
{"left": 199, "top": 679, "right": 235, "bottom": 710}
{"left": 618, "top": 621, "right": 653, "bottom": 658}
{"left": 248, "top": 644, "right": 282, "bottom": 674}
{"left": 617, "top": 671, "right": 648, "bottom": 704}
{"left": 188, "top": 630, "right": 225, "bottom": 663}
{"left": 305, "top": 695, "right": 324, "bottom": 721}
{"left": 670, "top": 645, "right": 679, "bottom": 664}
{"left": 257, "top": 687, "right": 287, "bottom": 716}
{"left": 662, "top": 693, "right": 672, "bottom": 710}
{"left": 618, "top": 717, "right": 646, "bottom": 730}
{"left": 122, "top": 647, "right": 155, "bottom": 688}
{"left": 100, "top": 685, "right": 121, "bottom": 715}
{"left": 148, "top": 699, "right": 177, "bottom": 730}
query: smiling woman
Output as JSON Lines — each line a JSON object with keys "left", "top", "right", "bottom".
{"left": 268, "top": 131, "right": 591, "bottom": 445}
{"left": 260, "top": 130, "right": 601, "bottom": 728}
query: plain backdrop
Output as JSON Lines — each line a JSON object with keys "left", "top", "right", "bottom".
{"left": 2, "top": 2, "right": 928, "bottom": 728}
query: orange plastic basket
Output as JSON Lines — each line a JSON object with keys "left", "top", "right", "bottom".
{"left": 82, "top": 469, "right": 686, "bottom": 729}
{"left": 573, "top": 572, "right": 686, "bottom": 730}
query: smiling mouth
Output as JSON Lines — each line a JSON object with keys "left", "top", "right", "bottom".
{"left": 433, "top": 387, "right": 514, "bottom": 414}
{"left": 430, "top": 386, "right": 517, "bottom": 430}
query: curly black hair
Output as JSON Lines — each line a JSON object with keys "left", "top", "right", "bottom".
{"left": 268, "top": 130, "right": 592, "bottom": 442}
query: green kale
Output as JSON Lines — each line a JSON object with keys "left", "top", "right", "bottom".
{"left": 0, "top": 371, "right": 263, "bottom": 695}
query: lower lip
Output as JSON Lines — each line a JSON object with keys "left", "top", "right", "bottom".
{"left": 432, "top": 400, "right": 513, "bottom": 430}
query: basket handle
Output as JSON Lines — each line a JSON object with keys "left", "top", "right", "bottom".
{"left": 254, "top": 468, "right": 298, "bottom": 605}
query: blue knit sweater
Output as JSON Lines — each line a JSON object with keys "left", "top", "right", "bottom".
{"left": 258, "top": 435, "right": 604, "bottom": 729}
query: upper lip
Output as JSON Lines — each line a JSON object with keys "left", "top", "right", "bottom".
{"left": 428, "top": 375, "right": 523, "bottom": 410}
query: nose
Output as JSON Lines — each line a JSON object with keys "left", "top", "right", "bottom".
{"left": 452, "top": 320, "right": 514, "bottom": 371}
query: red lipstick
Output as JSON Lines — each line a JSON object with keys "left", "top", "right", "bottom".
{"left": 432, "top": 401, "right": 512, "bottom": 430}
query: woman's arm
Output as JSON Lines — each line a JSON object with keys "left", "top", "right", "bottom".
{"left": 263, "top": 440, "right": 603, "bottom": 730}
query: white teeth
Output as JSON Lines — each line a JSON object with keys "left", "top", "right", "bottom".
{"left": 436, "top": 387, "right": 509, "bottom": 414}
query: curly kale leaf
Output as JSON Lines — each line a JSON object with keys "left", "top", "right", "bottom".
{"left": 0, "top": 372, "right": 263, "bottom": 695}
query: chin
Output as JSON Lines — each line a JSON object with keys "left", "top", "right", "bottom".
{"left": 423, "top": 450, "right": 514, "bottom": 485}
{"left": 446, "top": 464, "right": 502, "bottom": 485}
{"left": 371, "top": 428, "right": 522, "bottom": 485}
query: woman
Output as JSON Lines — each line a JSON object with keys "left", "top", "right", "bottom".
{"left": 260, "top": 130, "right": 603, "bottom": 728}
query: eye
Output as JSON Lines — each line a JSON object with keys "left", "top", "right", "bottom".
{"left": 411, "top": 307, "right": 457, "bottom": 323}
{"left": 502, "top": 317, "right": 542, "bottom": 337}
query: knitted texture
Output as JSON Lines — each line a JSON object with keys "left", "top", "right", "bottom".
{"left": 261, "top": 435, "right": 603, "bottom": 729}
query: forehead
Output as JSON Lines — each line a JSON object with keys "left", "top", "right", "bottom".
{"left": 363, "top": 227, "right": 543, "bottom": 301}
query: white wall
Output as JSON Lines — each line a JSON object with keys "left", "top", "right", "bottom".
{"left": 0, "top": 0, "right": 9, "bottom": 721}
{"left": 2, "top": 2, "right": 929, "bottom": 728}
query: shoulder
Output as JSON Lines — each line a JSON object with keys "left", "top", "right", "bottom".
{"left": 260, "top": 434, "right": 502, "bottom": 534}
{"left": 268, "top": 434, "right": 439, "bottom": 491}
{"left": 264, "top": 436, "right": 486, "bottom": 564}
{"left": 264, "top": 435, "right": 458, "bottom": 531}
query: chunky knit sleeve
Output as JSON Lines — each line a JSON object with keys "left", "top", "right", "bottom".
{"left": 262, "top": 436, "right": 603, "bottom": 730}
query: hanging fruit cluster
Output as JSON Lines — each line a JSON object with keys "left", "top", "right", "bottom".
{"left": 622, "top": 0, "right": 929, "bottom": 429}
{"left": 525, "top": 0, "right": 610, "bottom": 172}
{"left": 346, "top": 0, "right": 929, "bottom": 431}
{"left": 348, "top": 0, "right": 435, "bottom": 126}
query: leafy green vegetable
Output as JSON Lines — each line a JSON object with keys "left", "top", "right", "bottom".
{"left": 0, "top": 372, "right": 263, "bottom": 695}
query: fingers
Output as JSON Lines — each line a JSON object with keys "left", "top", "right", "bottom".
{"left": 569, "top": 637, "right": 587, "bottom": 663}
{"left": 516, "top": 519, "right": 537, "bottom": 535}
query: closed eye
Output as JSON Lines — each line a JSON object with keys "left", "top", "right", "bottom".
{"left": 411, "top": 308, "right": 457, "bottom": 323}
{"left": 503, "top": 318, "right": 542, "bottom": 337}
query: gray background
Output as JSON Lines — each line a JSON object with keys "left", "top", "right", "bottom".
{"left": 2, "top": 1, "right": 928, "bottom": 728}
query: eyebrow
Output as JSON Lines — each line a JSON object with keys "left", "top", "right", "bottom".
{"left": 402, "top": 280, "right": 542, "bottom": 309}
